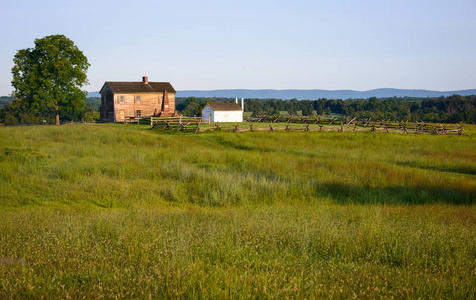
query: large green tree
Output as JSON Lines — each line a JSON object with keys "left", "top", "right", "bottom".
{"left": 11, "top": 34, "right": 90, "bottom": 125}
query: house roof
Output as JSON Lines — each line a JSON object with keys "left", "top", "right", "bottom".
{"left": 205, "top": 102, "right": 243, "bottom": 111}
{"left": 101, "top": 81, "right": 176, "bottom": 94}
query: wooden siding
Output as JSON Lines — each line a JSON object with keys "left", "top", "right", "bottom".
{"left": 100, "top": 85, "right": 115, "bottom": 122}
{"left": 99, "top": 86, "right": 176, "bottom": 122}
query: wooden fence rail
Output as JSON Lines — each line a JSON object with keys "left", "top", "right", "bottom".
{"left": 150, "top": 116, "right": 210, "bottom": 128}
{"left": 151, "top": 117, "right": 469, "bottom": 136}
{"left": 124, "top": 117, "right": 143, "bottom": 124}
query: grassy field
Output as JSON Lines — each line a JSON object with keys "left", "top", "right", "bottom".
{"left": 1, "top": 124, "right": 475, "bottom": 298}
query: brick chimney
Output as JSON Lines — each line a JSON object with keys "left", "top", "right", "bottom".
{"left": 142, "top": 76, "right": 148, "bottom": 84}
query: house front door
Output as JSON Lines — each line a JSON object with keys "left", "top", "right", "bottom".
{"left": 119, "top": 110, "right": 125, "bottom": 122}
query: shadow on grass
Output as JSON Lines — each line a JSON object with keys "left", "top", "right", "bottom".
{"left": 322, "top": 183, "right": 475, "bottom": 205}
{"left": 396, "top": 161, "right": 476, "bottom": 176}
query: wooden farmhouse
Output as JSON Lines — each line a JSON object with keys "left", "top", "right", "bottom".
{"left": 202, "top": 99, "right": 244, "bottom": 123}
{"left": 99, "top": 76, "right": 177, "bottom": 122}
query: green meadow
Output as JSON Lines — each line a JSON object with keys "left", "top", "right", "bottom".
{"left": 1, "top": 124, "right": 475, "bottom": 298}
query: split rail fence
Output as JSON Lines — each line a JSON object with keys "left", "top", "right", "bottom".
{"left": 151, "top": 116, "right": 210, "bottom": 132}
{"left": 150, "top": 116, "right": 469, "bottom": 135}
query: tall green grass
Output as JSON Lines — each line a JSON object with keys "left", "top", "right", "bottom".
{"left": 0, "top": 124, "right": 475, "bottom": 207}
{"left": 0, "top": 124, "right": 475, "bottom": 298}
{"left": 1, "top": 205, "right": 475, "bottom": 298}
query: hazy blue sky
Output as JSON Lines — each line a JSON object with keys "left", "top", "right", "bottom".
{"left": 1, "top": 0, "right": 475, "bottom": 95}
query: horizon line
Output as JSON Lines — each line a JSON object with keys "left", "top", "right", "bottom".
{"left": 85, "top": 87, "right": 476, "bottom": 93}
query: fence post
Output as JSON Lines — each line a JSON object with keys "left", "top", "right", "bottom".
{"left": 371, "top": 123, "right": 376, "bottom": 133}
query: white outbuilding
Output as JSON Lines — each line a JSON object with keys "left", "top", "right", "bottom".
{"left": 201, "top": 99, "right": 244, "bottom": 123}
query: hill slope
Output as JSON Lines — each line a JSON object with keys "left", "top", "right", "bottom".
{"left": 86, "top": 88, "right": 476, "bottom": 100}
{"left": 173, "top": 88, "right": 476, "bottom": 100}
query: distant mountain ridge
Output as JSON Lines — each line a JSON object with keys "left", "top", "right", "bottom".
{"left": 88, "top": 88, "right": 476, "bottom": 100}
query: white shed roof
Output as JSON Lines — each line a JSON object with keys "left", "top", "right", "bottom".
{"left": 206, "top": 103, "right": 242, "bottom": 111}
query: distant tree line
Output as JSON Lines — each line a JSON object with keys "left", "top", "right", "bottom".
{"left": 2, "top": 94, "right": 475, "bottom": 125}
{"left": 0, "top": 96, "right": 12, "bottom": 109}
{"left": 176, "top": 95, "right": 476, "bottom": 124}
{"left": 0, "top": 96, "right": 99, "bottom": 125}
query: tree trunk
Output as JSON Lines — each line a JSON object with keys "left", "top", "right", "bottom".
{"left": 55, "top": 108, "right": 60, "bottom": 125}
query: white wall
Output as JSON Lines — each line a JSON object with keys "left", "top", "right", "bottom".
{"left": 213, "top": 110, "right": 243, "bottom": 123}
{"left": 202, "top": 105, "right": 214, "bottom": 122}
{"left": 201, "top": 104, "right": 243, "bottom": 123}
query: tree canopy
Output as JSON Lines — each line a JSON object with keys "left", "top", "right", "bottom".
{"left": 175, "top": 95, "right": 476, "bottom": 124}
{"left": 11, "top": 34, "right": 90, "bottom": 125}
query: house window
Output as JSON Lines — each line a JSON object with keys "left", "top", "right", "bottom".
{"left": 136, "top": 95, "right": 141, "bottom": 103}
{"left": 120, "top": 96, "right": 125, "bottom": 103}
{"left": 136, "top": 110, "right": 141, "bottom": 118}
